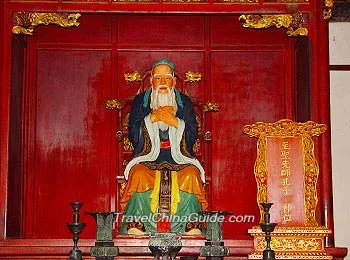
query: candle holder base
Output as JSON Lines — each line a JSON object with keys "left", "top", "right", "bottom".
{"left": 66, "top": 202, "right": 86, "bottom": 260}
{"left": 262, "top": 249, "right": 275, "bottom": 260}
{"left": 69, "top": 249, "right": 83, "bottom": 260}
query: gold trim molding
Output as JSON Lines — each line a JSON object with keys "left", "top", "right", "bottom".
{"left": 323, "top": 0, "right": 334, "bottom": 19}
{"left": 239, "top": 11, "right": 308, "bottom": 37}
{"left": 242, "top": 119, "right": 327, "bottom": 226}
{"left": 12, "top": 12, "right": 80, "bottom": 36}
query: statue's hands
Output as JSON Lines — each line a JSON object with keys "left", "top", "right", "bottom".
{"left": 150, "top": 106, "right": 178, "bottom": 128}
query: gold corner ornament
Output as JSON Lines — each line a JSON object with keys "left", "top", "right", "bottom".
{"left": 323, "top": 0, "right": 334, "bottom": 19}
{"left": 242, "top": 119, "right": 327, "bottom": 226}
{"left": 105, "top": 99, "right": 126, "bottom": 110}
{"left": 185, "top": 71, "right": 202, "bottom": 82}
{"left": 124, "top": 71, "right": 142, "bottom": 82}
{"left": 12, "top": 12, "right": 80, "bottom": 36}
{"left": 239, "top": 11, "right": 308, "bottom": 37}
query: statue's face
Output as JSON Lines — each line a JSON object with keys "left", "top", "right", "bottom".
{"left": 151, "top": 64, "right": 176, "bottom": 94}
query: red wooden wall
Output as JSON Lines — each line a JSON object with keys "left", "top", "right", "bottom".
{"left": 6, "top": 14, "right": 297, "bottom": 240}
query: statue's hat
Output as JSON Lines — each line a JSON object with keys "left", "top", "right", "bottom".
{"left": 152, "top": 58, "right": 175, "bottom": 71}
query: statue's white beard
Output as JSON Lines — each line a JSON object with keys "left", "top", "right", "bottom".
{"left": 150, "top": 85, "right": 178, "bottom": 131}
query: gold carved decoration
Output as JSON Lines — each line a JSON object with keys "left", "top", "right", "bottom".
{"left": 113, "top": 0, "right": 155, "bottom": 2}
{"left": 123, "top": 113, "right": 130, "bottom": 133}
{"left": 163, "top": 0, "right": 206, "bottom": 2}
{"left": 263, "top": 0, "right": 308, "bottom": 2}
{"left": 203, "top": 102, "right": 219, "bottom": 112}
{"left": 105, "top": 99, "right": 126, "bottom": 110}
{"left": 122, "top": 159, "right": 129, "bottom": 166}
{"left": 218, "top": 0, "right": 257, "bottom": 3}
{"left": 242, "top": 119, "right": 327, "bottom": 226}
{"left": 248, "top": 226, "right": 332, "bottom": 259}
{"left": 124, "top": 71, "right": 142, "bottom": 82}
{"left": 116, "top": 130, "right": 123, "bottom": 142}
{"left": 120, "top": 182, "right": 127, "bottom": 198}
{"left": 12, "top": 12, "right": 80, "bottom": 36}
{"left": 256, "top": 237, "right": 321, "bottom": 251}
{"left": 123, "top": 137, "right": 134, "bottom": 152}
{"left": 204, "top": 131, "right": 212, "bottom": 142}
{"left": 193, "top": 139, "right": 201, "bottom": 153}
{"left": 323, "top": 0, "right": 334, "bottom": 19}
{"left": 239, "top": 11, "right": 308, "bottom": 37}
{"left": 185, "top": 71, "right": 202, "bottom": 82}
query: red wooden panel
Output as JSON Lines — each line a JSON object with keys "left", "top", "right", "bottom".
{"left": 210, "top": 15, "right": 286, "bottom": 46}
{"left": 37, "top": 15, "right": 112, "bottom": 45}
{"left": 30, "top": 50, "right": 113, "bottom": 238}
{"left": 117, "top": 15, "right": 205, "bottom": 46}
{"left": 14, "top": 14, "right": 295, "bottom": 241}
{"left": 210, "top": 51, "right": 287, "bottom": 239}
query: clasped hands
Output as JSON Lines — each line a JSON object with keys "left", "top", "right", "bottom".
{"left": 150, "top": 106, "right": 178, "bottom": 128}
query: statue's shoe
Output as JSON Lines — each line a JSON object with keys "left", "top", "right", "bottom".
{"left": 128, "top": 227, "right": 146, "bottom": 236}
{"left": 183, "top": 228, "right": 201, "bottom": 236}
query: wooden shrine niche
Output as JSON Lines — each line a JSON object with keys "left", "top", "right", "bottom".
{"left": 243, "top": 119, "right": 332, "bottom": 260}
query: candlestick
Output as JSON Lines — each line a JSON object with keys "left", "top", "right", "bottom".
{"left": 66, "top": 201, "right": 86, "bottom": 260}
{"left": 260, "top": 203, "right": 276, "bottom": 260}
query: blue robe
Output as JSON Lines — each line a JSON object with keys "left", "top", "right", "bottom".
{"left": 128, "top": 88, "right": 198, "bottom": 163}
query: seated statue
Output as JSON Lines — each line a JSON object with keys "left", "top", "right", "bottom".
{"left": 118, "top": 59, "right": 208, "bottom": 235}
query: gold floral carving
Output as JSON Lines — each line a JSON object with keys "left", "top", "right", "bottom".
{"left": 123, "top": 137, "right": 134, "bottom": 152}
{"left": 124, "top": 71, "right": 142, "bottom": 82}
{"left": 113, "top": 0, "right": 155, "bottom": 2}
{"left": 120, "top": 182, "right": 127, "bottom": 198}
{"left": 219, "top": 0, "right": 257, "bottom": 3}
{"left": 239, "top": 11, "right": 308, "bottom": 37}
{"left": 105, "top": 99, "right": 126, "bottom": 110}
{"left": 193, "top": 139, "right": 201, "bottom": 153}
{"left": 12, "top": 12, "right": 80, "bottom": 36}
{"left": 323, "top": 0, "right": 334, "bottom": 19}
{"left": 242, "top": 119, "right": 327, "bottom": 139}
{"left": 185, "top": 71, "right": 202, "bottom": 82}
{"left": 254, "top": 136, "right": 268, "bottom": 221}
{"left": 249, "top": 252, "right": 332, "bottom": 259}
{"left": 123, "top": 113, "right": 130, "bottom": 132}
{"left": 163, "top": 0, "right": 205, "bottom": 3}
{"left": 203, "top": 102, "right": 219, "bottom": 112}
{"left": 256, "top": 237, "right": 321, "bottom": 251}
{"left": 242, "top": 119, "right": 327, "bottom": 225}
{"left": 248, "top": 226, "right": 332, "bottom": 259}
{"left": 122, "top": 159, "right": 129, "bottom": 166}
